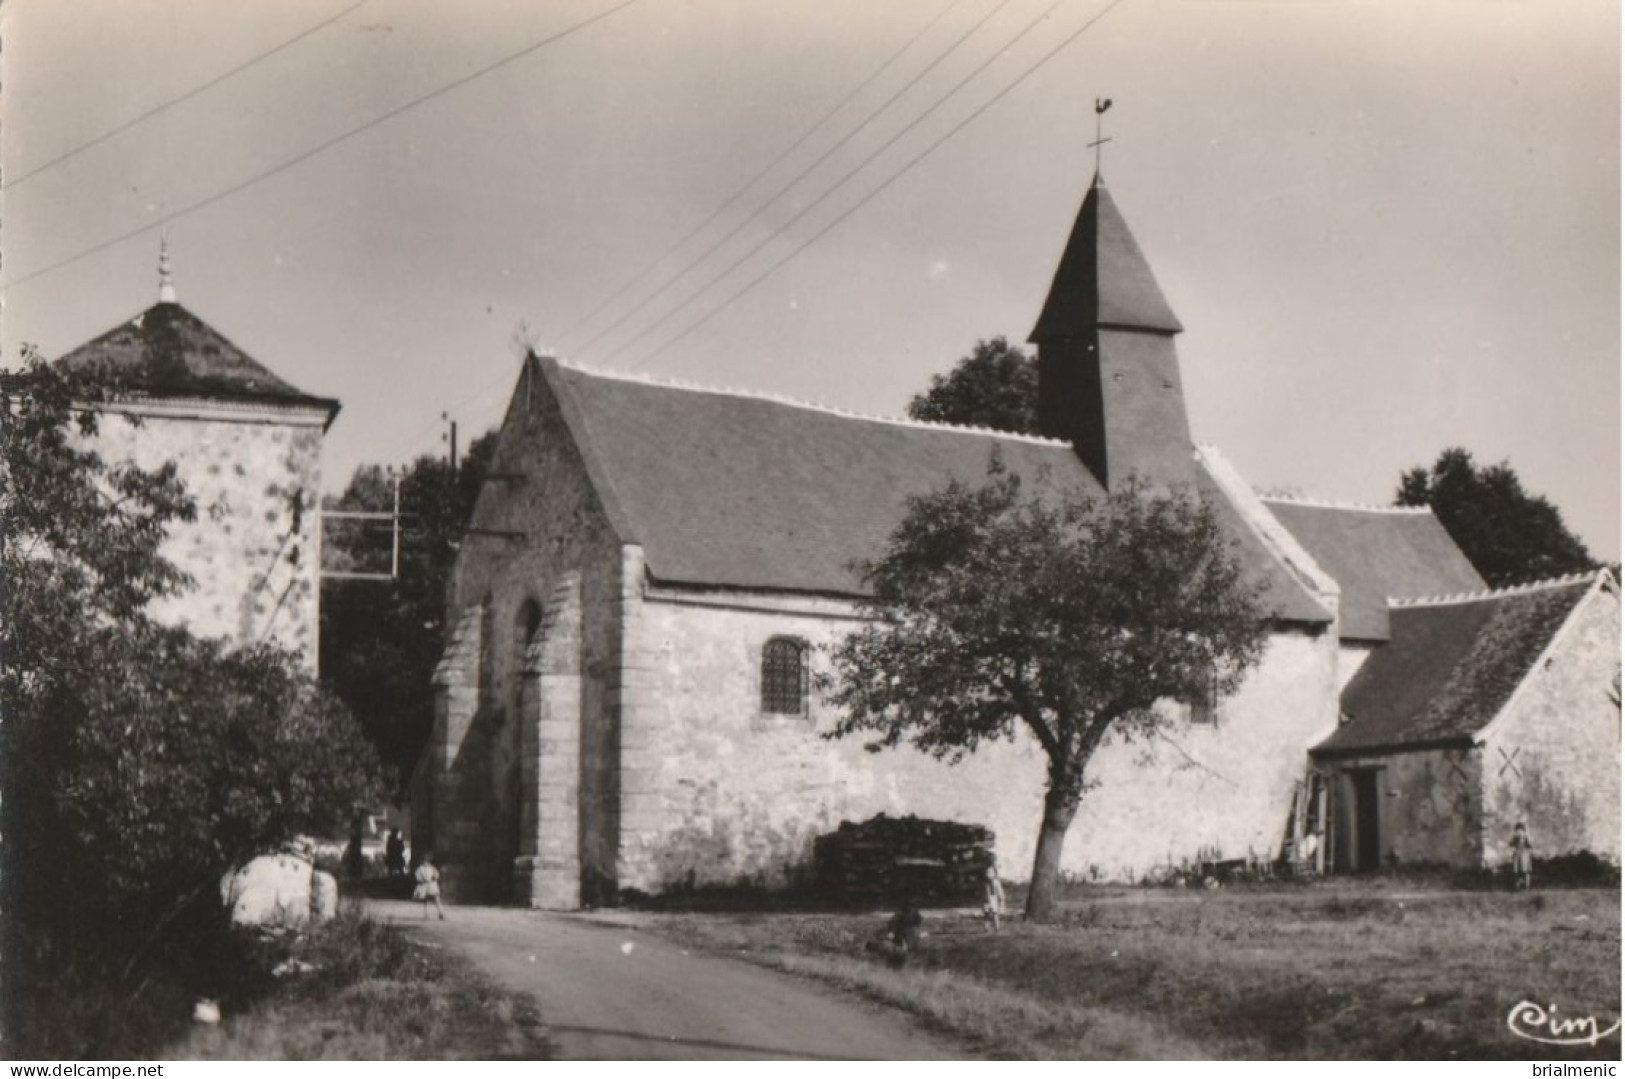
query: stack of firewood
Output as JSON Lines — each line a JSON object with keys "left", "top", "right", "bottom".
{"left": 813, "top": 814, "right": 995, "bottom": 903}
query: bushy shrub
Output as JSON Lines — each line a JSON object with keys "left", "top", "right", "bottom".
{"left": 1, "top": 352, "right": 387, "bottom": 1053}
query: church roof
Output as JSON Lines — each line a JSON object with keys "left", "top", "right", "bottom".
{"left": 1029, "top": 177, "right": 1184, "bottom": 341}
{"left": 1315, "top": 574, "right": 1598, "bottom": 757}
{"left": 541, "top": 359, "right": 1330, "bottom": 623}
{"left": 1261, "top": 498, "right": 1485, "bottom": 641}
{"left": 54, "top": 302, "right": 339, "bottom": 420}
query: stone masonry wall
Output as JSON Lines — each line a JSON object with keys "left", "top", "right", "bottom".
{"left": 1481, "top": 585, "right": 1621, "bottom": 866}
{"left": 428, "top": 363, "right": 622, "bottom": 904}
{"left": 1320, "top": 747, "right": 1484, "bottom": 869}
{"left": 616, "top": 592, "right": 1341, "bottom": 890}
{"left": 90, "top": 404, "right": 324, "bottom": 668}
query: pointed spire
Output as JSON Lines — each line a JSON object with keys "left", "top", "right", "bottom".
{"left": 158, "top": 232, "right": 177, "bottom": 304}
{"left": 1028, "top": 175, "right": 1182, "bottom": 342}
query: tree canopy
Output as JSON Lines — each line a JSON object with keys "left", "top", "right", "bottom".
{"left": 823, "top": 458, "right": 1269, "bottom": 919}
{"left": 321, "top": 431, "right": 497, "bottom": 783}
{"left": 2, "top": 350, "right": 384, "bottom": 1051}
{"left": 1396, "top": 447, "right": 1597, "bottom": 588}
{"left": 906, "top": 337, "right": 1041, "bottom": 435}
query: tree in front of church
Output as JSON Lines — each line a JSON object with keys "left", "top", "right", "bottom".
{"left": 1396, "top": 447, "right": 1598, "bottom": 588}
{"left": 906, "top": 337, "right": 1041, "bottom": 435}
{"left": 823, "top": 458, "right": 1270, "bottom": 922}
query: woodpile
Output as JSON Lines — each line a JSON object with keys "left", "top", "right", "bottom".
{"left": 813, "top": 814, "right": 995, "bottom": 904}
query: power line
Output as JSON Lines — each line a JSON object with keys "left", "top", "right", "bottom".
{"left": 567, "top": 0, "right": 1021, "bottom": 359}
{"left": 2, "top": 0, "right": 646, "bottom": 294}
{"left": 377, "top": 0, "right": 983, "bottom": 440}
{"left": 553, "top": 0, "right": 969, "bottom": 350}
{"left": 4, "top": 0, "right": 372, "bottom": 191}
{"left": 627, "top": 0, "right": 1129, "bottom": 372}
{"left": 596, "top": 0, "right": 1084, "bottom": 367}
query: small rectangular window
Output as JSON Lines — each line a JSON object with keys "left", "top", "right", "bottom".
{"left": 761, "top": 636, "right": 809, "bottom": 716}
{"left": 1187, "top": 667, "right": 1220, "bottom": 726}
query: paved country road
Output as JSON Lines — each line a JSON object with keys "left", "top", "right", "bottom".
{"left": 367, "top": 899, "right": 968, "bottom": 1061}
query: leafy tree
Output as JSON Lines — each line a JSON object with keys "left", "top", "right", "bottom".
{"left": 907, "top": 337, "right": 1041, "bottom": 435}
{"left": 321, "top": 431, "right": 496, "bottom": 783}
{"left": 823, "top": 459, "right": 1270, "bottom": 921}
{"left": 1, "top": 348, "right": 194, "bottom": 708}
{"left": 1396, "top": 448, "right": 1597, "bottom": 587}
{"left": 1, "top": 349, "right": 385, "bottom": 1050}
{"left": 30, "top": 627, "right": 383, "bottom": 936}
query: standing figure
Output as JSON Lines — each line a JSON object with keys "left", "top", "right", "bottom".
{"left": 982, "top": 865, "right": 1006, "bottom": 931}
{"left": 1510, "top": 821, "right": 1535, "bottom": 890}
{"left": 414, "top": 852, "right": 446, "bottom": 919}
{"left": 385, "top": 829, "right": 406, "bottom": 877}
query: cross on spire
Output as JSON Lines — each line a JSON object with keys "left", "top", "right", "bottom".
{"left": 1088, "top": 97, "right": 1113, "bottom": 178}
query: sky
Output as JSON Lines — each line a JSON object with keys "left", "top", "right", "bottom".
{"left": 3, "top": 0, "right": 1619, "bottom": 560}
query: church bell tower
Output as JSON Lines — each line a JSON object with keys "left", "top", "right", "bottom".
{"left": 1029, "top": 173, "right": 1194, "bottom": 490}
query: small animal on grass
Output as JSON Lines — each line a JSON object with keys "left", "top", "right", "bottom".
{"left": 1510, "top": 821, "right": 1535, "bottom": 890}
{"left": 865, "top": 898, "right": 925, "bottom": 968}
{"left": 982, "top": 866, "right": 1006, "bottom": 931}
{"left": 414, "top": 852, "right": 446, "bottom": 919}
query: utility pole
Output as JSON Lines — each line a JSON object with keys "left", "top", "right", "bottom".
{"left": 442, "top": 412, "right": 459, "bottom": 476}
{"left": 321, "top": 465, "right": 411, "bottom": 583}
{"left": 390, "top": 466, "right": 402, "bottom": 581}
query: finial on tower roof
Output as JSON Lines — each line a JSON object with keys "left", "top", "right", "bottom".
{"left": 1089, "top": 97, "right": 1113, "bottom": 179}
{"left": 157, "top": 231, "right": 177, "bottom": 304}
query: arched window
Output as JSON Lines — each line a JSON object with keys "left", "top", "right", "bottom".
{"left": 510, "top": 598, "right": 543, "bottom": 721}
{"left": 761, "top": 636, "right": 809, "bottom": 716}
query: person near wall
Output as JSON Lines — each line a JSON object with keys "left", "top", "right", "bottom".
{"left": 982, "top": 866, "right": 1006, "bottom": 931}
{"left": 1510, "top": 821, "right": 1535, "bottom": 890}
{"left": 414, "top": 852, "right": 446, "bottom": 919}
{"left": 385, "top": 829, "right": 406, "bottom": 877}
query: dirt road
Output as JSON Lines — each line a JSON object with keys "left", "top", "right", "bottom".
{"left": 368, "top": 900, "right": 966, "bottom": 1061}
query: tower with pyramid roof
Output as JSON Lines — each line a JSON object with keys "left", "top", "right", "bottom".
{"left": 1029, "top": 173, "right": 1194, "bottom": 490}
{"left": 52, "top": 247, "right": 340, "bottom": 669}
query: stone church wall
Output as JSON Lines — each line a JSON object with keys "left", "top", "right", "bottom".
{"left": 616, "top": 593, "right": 1340, "bottom": 890}
{"left": 1481, "top": 585, "right": 1621, "bottom": 866}
{"left": 433, "top": 367, "right": 625, "bottom": 904}
{"left": 90, "top": 403, "right": 324, "bottom": 667}
{"left": 1067, "top": 626, "right": 1340, "bottom": 878}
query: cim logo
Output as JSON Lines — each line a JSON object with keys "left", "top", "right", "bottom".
{"left": 1508, "top": 1001, "right": 1622, "bottom": 1047}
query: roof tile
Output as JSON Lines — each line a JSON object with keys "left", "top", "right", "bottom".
{"left": 543, "top": 360, "right": 1329, "bottom": 624}
{"left": 1315, "top": 577, "right": 1594, "bottom": 755}
{"left": 1263, "top": 498, "right": 1484, "bottom": 640}
{"left": 55, "top": 302, "right": 337, "bottom": 415}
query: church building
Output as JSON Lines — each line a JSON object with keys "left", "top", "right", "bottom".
{"left": 49, "top": 246, "right": 340, "bottom": 669}
{"left": 415, "top": 172, "right": 1619, "bottom": 905}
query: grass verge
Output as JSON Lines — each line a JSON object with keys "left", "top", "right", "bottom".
{"left": 630, "top": 882, "right": 1621, "bottom": 1060}
{"left": 167, "top": 905, "right": 553, "bottom": 1060}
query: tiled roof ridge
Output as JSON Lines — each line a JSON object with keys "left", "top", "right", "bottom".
{"left": 554, "top": 357, "right": 1074, "bottom": 447}
{"left": 1388, "top": 569, "right": 1602, "bottom": 609}
{"left": 1257, "top": 492, "right": 1433, "bottom": 515}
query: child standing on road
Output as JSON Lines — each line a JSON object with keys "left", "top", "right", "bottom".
{"left": 982, "top": 865, "right": 1006, "bottom": 931}
{"left": 1510, "top": 821, "right": 1535, "bottom": 890}
{"left": 414, "top": 852, "right": 446, "bottom": 920}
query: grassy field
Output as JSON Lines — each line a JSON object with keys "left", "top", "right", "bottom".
{"left": 629, "top": 881, "right": 1621, "bottom": 1060}
{"left": 167, "top": 906, "right": 554, "bottom": 1060}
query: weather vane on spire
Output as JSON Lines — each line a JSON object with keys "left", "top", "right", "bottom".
{"left": 1089, "top": 97, "right": 1113, "bottom": 178}
{"left": 158, "top": 228, "right": 176, "bottom": 304}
